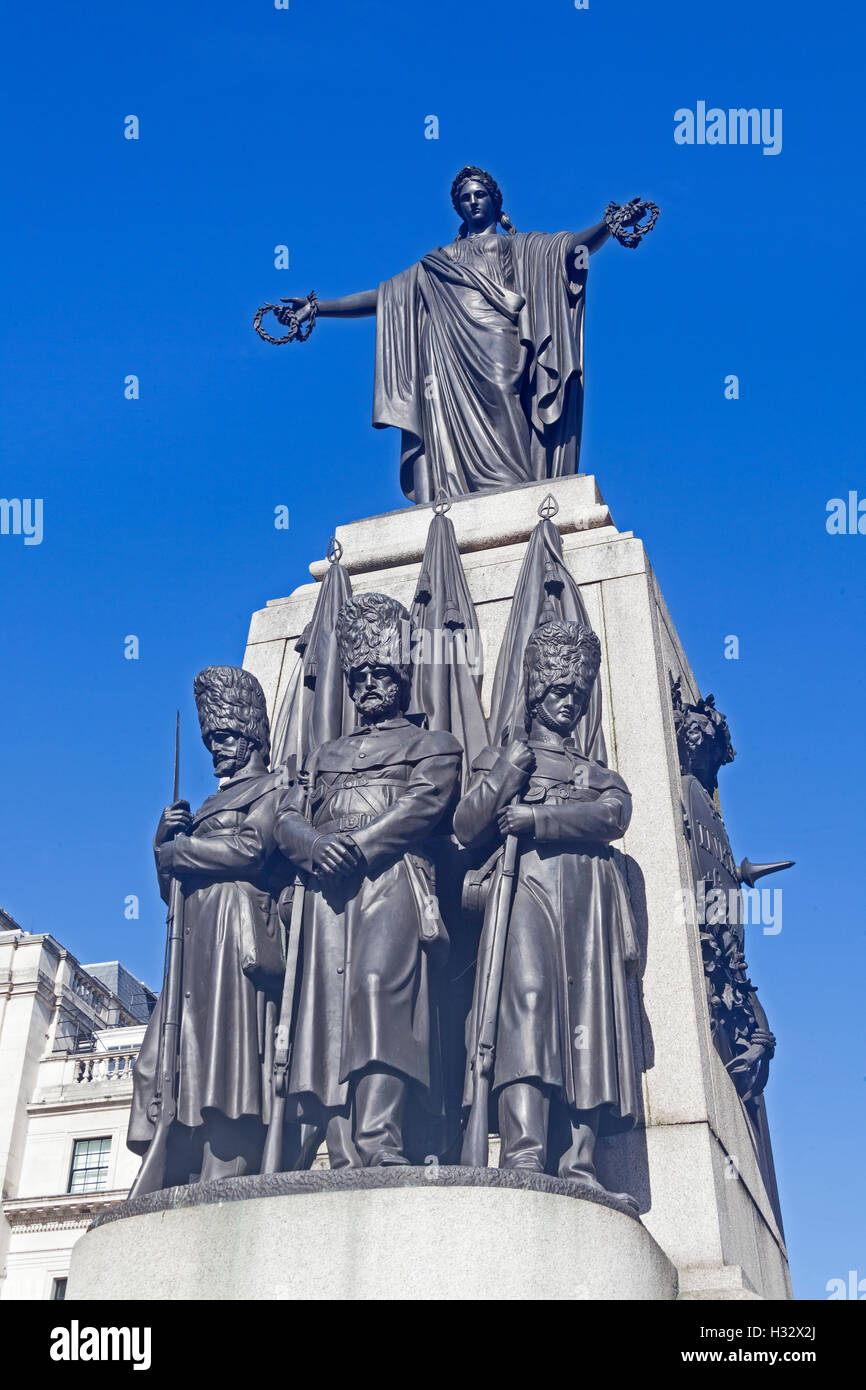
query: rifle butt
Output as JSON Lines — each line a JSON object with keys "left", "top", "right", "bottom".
{"left": 262, "top": 869, "right": 305, "bottom": 1175}
{"left": 128, "top": 1126, "right": 169, "bottom": 1200}
{"left": 461, "top": 1074, "right": 491, "bottom": 1167}
{"left": 261, "top": 1095, "right": 286, "bottom": 1175}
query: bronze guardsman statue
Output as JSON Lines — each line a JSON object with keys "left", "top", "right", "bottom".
{"left": 455, "top": 621, "right": 640, "bottom": 1202}
{"left": 128, "top": 666, "right": 288, "bottom": 1187}
{"left": 274, "top": 593, "right": 462, "bottom": 1167}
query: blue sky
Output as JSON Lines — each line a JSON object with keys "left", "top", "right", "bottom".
{"left": 1, "top": 0, "right": 864, "bottom": 1297}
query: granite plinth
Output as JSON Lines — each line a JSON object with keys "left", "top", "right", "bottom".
{"left": 89, "top": 1164, "right": 642, "bottom": 1227}
{"left": 67, "top": 1167, "right": 676, "bottom": 1302}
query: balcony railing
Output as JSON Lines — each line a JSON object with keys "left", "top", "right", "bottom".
{"left": 69, "top": 1050, "right": 138, "bottom": 1085}
{"left": 30, "top": 1045, "right": 143, "bottom": 1108}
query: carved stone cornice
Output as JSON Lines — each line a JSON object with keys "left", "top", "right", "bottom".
{"left": 2, "top": 1190, "right": 127, "bottom": 1232}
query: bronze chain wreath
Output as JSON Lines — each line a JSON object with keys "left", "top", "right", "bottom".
{"left": 253, "top": 291, "right": 319, "bottom": 344}
{"left": 604, "top": 199, "right": 660, "bottom": 249}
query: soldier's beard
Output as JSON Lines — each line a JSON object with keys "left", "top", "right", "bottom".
{"left": 356, "top": 691, "right": 399, "bottom": 721}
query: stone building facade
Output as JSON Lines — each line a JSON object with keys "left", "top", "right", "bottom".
{"left": 0, "top": 918, "right": 154, "bottom": 1300}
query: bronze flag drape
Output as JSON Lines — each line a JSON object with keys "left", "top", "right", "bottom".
{"left": 487, "top": 514, "right": 606, "bottom": 763}
{"left": 409, "top": 506, "right": 489, "bottom": 790}
{"left": 269, "top": 549, "right": 355, "bottom": 771}
{"left": 407, "top": 504, "right": 491, "bottom": 1159}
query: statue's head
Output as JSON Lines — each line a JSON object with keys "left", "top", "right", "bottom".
{"left": 523, "top": 621, "right": 601, "bottom": 737}
{"left": 194, "top": 665, "right": 270, "bottom": 779}
{"left": 671, "top": 676, "right": 735, "bottom": 793}
{"left": 336, "top": 593, "right": 412, "bottom": 722}
{"left": 450, "top": 165, "right": 516, "bottom": 239}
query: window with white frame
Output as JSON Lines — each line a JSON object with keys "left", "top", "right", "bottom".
{"left": 67, "top": 1136, "right": 111, "bottom": 1193}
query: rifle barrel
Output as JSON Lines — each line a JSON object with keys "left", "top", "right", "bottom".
{"left": 128, "top": 713, "right": 185, "bottom": 1200}
{"left": 172, "top": 710, "right": 180, "bottom": 803}
{"left": 461, "top": 830, "right": 520, "bottom": 1167}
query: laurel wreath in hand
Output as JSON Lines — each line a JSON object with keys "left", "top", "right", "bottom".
{"left": 604, "top": 199, "right": 660, "bottom": 249}
{"left": 253, "top": 291, "right": 319, "bottom": 344}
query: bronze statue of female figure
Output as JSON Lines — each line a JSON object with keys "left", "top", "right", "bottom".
{"left": 275, "top": 167, "right": 654, "bottom": 504}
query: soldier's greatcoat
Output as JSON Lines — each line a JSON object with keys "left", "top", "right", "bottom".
{"left": 128, "top": 765, "right": 288, "bottom": 1152}
{"left": 455, "top": 733, "right": 640, "bottom": 1131}
{"left": 275, "top": 716, "right": 461, "bottom": 1112}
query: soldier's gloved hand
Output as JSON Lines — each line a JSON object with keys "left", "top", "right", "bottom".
{"left": 502, "top": 740, "right": 535, "bottom": 775}
{"left": 312, "top": 832, "right": 364, "bottom": 880}
{"left": 155, "top": 800, "right": 192, "bottom": 846}
{"left": 497, "top": 805, "right": 535, "bottom": 837}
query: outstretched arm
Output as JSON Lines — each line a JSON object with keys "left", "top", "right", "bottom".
{"left": 275, "top": 289, "right": 378, "bottom": 326}
{"left": 573, "top": 219, "right": 611, "bottom": 257}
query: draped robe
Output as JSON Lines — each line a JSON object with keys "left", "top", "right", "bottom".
{"left": 373, "top": 231, "right": 587, "bottom": 503}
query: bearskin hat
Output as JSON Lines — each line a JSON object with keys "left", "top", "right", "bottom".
{"left": 193, "top": 665, "right": 270, "bottom": 762}
{"left": 335, "top": 593, "right": 412, "bottom": 687}
{"left": 523, "top": 620, "right": 601, "bottom": 729}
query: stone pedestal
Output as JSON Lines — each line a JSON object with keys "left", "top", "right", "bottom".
{"left": 241, "top": 475, "right": 791, "bottom": 1301}
{"left": 67, "top": 1169, "right": 677, "bottom": 1301}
